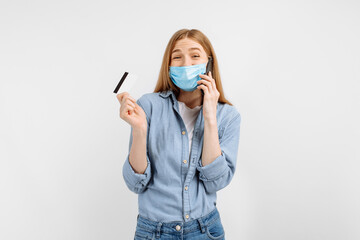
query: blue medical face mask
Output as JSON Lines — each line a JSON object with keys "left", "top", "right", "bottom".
{"left": 169, "top": 63, "right": 207, "bottom": 91}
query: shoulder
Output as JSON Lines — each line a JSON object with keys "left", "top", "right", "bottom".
{"left": 217, "top": 102, "right": 241, "bottom": 127}
{"left": 137, "top": 92, "right": 161, "bottom": 105}
{"left": 136, "top": 92, "right": 168, "bottom": 117}
{"left": 138, "top": 90, "right": 169, "bottom": 104}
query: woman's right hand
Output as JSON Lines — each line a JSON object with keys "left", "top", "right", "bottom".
{"left": 117, "top": 92, "right": 147, "bottom": 131}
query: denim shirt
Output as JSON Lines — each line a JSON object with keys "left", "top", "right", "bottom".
{"left": 122, "top": 90, "right": 241, "bottom": 222}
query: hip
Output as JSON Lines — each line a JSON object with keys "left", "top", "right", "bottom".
{"left": 134, "top": 207, "right": 225, "bottom": 240}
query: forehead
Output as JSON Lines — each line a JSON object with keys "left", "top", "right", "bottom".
{"left": 172, "top": 38, "right": 205, "bottom": 53}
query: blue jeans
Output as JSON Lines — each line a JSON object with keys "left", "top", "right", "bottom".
{"left": 134, "top": 207, "right": 225, "bottom": 240}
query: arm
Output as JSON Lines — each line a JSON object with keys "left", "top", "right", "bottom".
{"left": 201, "top": 117, "right": 222, "bottom": 167}
{"left": 197, "top": 113, "right": 241, "bottom": 194}
{"left": 129, "top": 127, "right": 148, "bottom": 174}
{"left": 119, "top": 94, "right": 152, "bottom": 194}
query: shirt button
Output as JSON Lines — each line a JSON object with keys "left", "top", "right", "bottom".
{"left": 183, "top": 159, "right": 187, "bottom": 164}
{"left": 182, "top": 131, "right": 186, "bottom": 135}
{"left": 185, "top": 214, "right": 189, "bottom": 219}
{"left": 176, "top": 225, "right": 181, "bottom": 231}
{"left": 184, "top": 186, "right": 188, "bottom": 190}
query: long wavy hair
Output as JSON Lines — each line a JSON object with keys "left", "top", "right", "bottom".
{"left": 154, "top": 29, "right": 232, "bottom": 105}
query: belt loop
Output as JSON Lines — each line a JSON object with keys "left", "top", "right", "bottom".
{"left": 156, "top": 222, "right": 162, "bottom": 238}
{"left": 197, "top": 218, "right": 206, "bottom": 233}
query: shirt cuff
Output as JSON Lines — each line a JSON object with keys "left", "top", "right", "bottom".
{"left": 123, "top": 155, "right": 151, "bottom": 189}
{"left": 197, "top": 151, "right": 228, "bottom": 181}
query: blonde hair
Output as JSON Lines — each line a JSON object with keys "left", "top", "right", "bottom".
{"left": 154, "top": 29, "right": 232, "bottom": 105}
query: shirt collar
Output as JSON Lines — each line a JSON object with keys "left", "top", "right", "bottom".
{"left": 159, "top": 90, "right": 179, "bottom": 105}
{"left": 159, "top": 90, "right": 182, "bottom": 114}
{"left": 159, "top": 90, "right": 208, "bottom": 128}
{"left": 159, "top": 89, "right": 215, "bottom": 110}
{"left": 159, "top": 90, "right": 173, "bottom": 98}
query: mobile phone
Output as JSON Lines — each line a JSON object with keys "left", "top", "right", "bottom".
{"left": 205, "top": 56, "right": 213, "bottom": 75}
{"left": 201, "top": 56, "right": 213, "bottom": 96}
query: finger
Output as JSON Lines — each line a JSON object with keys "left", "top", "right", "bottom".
{"left": 120, "top": 105, "right": 134, "bottom": 117}
{"left": 197, "top": 80, "right": 211, "bottom": 90}
{"left": 120, "top": 100, "right": 134, "bottom": 111}
{"left": 116, "top": 94, "right": 123, "bottom": 103}
{"left": 120, "top": 105, "right": 131, "bottom": 115}
{"left": 123, "top": 98, "right": 136, "bottom": 108}
{"left": 197, "top": 84, "right": 209, "bottom": 95}
{"left": 197, "top": 79, "right": 213, "bottom": 91}
{"left": 126, "top": 101, "right": 136, "bottom": 109}
{"left": 199, "top": 73, "right": 215, "bottom": 82}
{"left": 123, "top": 95, "right": 137, "bottom": 105}
{"left": 204, "top": 71, "right": 216, "bottom": 89}
{"left": 127, "top": 95, "right": 137, "bottom": 104}
{"left": 133, "top": 105, "right": 143, "bottom": 114}
{"left": 117, "top": 92, "right": 129, "bottom": 103}
{"left": 198, "top": 74, "right": 212, "bottom": 81}
{"left": 121, "top": 95, "right": 135, "bottom": 106}
{"left": 199, "top": 74, "right": 216, "bottom": 89}
{"left": 210, "top": 72, "right": 217, "bottom": 89}
{"left": 117, "top": 92, "right": 128, "bottom": 100}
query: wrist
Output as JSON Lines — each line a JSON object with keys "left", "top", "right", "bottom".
{"left": 204, "top": 116, "right": 217, "bottom": 126}
{"left": 132, "top": 125, "right": 147, "bottom": 137}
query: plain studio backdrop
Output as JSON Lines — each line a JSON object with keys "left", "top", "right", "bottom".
{"left": 0, "top": 0, "right": 359, "bottom": 239}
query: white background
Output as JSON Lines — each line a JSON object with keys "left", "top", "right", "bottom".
{"left": 1, "top": 0, "right": 359, "bottom": 239}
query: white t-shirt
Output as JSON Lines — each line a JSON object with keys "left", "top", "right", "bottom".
{"left": 178, "top": 101, "right": 202, "bottom": 155}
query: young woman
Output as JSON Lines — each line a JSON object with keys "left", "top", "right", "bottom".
{"left": 117, "top": 29, "right": 241, "bottom": 240}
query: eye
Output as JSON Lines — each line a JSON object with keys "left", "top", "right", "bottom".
{"left": 192, "top": 55, "right": 200, "bottom": 58}
{"left": 172, "top": 56, "right": 181, "bottom": 59}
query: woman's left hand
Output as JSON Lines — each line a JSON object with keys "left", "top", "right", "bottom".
{"left": 197, "top": 71, "right": 220, "bottom": 122}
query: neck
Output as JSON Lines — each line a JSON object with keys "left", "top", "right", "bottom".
{"left": 176, "top": 89, "right": 203, "bottom": 109}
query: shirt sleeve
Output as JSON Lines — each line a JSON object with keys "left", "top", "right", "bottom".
{"left": 122, "top": 99, "right": 152, "bottom": 194}
{"left": 196, "top": 112, "right": 241, "bottom": 194}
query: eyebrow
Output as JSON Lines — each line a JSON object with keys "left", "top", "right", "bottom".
{"left": 172, "top": 47, "right": 202, "bottom": 53}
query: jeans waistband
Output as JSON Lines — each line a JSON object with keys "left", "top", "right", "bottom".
{"left": 136, "top": 207, "right": 220, "bottom": 235}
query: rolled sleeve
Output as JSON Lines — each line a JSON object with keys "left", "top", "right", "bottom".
{"left": 197, "top": 151, "right": 228, "bottom": 181}
{"left": 197, "top": 113, "right": 241, "bottom": 193}
{"left": 122, "top": 154, "right": 151, "bottom": 194}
